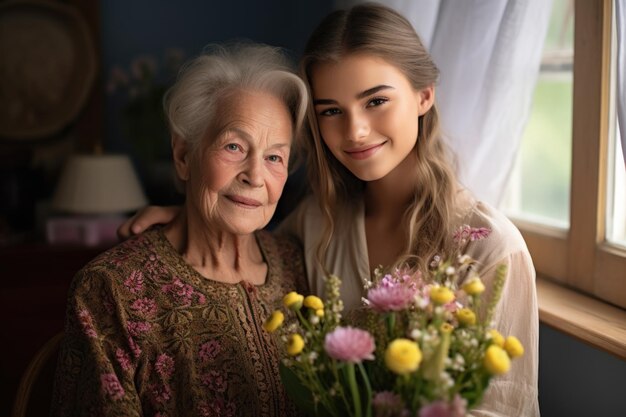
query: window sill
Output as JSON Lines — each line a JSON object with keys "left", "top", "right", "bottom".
{"left": 537, "top": 276, "right": 626, "bottom": 361}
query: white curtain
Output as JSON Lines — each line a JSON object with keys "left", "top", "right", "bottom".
{"left": 617, "top": 0, "right": 626, "bottom": 163}
{"left": 335, "top": 0, "right": 553, "bottom": 206}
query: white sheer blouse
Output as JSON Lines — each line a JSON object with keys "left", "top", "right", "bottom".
{"left": 278, "top": 190, "right": 539, "bottom": 417}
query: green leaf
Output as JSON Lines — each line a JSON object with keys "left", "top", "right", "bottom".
{"left": 279, "top": 363, "right": 334, "bottom": 417}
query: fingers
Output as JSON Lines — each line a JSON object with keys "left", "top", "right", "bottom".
{"left": 117, "top": 205, "right": 182, "bottom": 240}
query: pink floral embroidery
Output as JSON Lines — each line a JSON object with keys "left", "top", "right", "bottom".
{"left": 124, "top": 270, "right": 144, "bottom": 294}
{"left": 116, "top": 348, "right": 132, "bottom": 371}
{"left": 469, "top": 227, "right": 491, "bottom": 241}
{"left": 200, "top": 370, "right": 227, "bottom": 393}
{"left": 197, "top": 399, "right": 235, "bottom": 417}
{"left": 128, "top": 336, "right": 142, "bottom": 358}
{"left": 131, "top": 297, "right": 157, "bottom": 317}
{"left": 155, "top": 353, "right": 175, "bottom": 379}
{"left": 101, "top": 373, "right": 125, "bottom": 400}
{"left": 199, "top": 340, "right": 221, "bottom": 362}
{"left": 151, "top": 383, "right": 172, "bottom": 404}
{"left": 127, "top": 321, "right": 152, "bottom": 337}
{"left": 78, "top": 309, "right": 97, "bottom": 338}
{"left": 145, "top": 252, "right": 167, "bottom": 277}
{"left": 162, "top": 278, "right": 205, "bottom": 306}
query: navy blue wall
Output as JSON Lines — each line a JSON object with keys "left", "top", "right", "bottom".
{"left": 99, "top": 0, "right": 333, "bottom": 153}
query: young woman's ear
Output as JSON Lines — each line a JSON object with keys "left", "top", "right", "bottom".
{"left": 171, "top": 135, "right": 190, "bottom": 181}
{"left": 417, "top": 84, "right": 435, "bottom": 116}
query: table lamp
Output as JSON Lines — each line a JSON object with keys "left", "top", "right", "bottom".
{"left": 47, "top": 154, "right": 148, "bottom": 246}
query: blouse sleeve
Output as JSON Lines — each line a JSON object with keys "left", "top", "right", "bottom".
{"left": 471, "top": 250, "right": 540, "bottom": 417}
{"left": 51, "top": 267, "right": 143, "bottom": 417}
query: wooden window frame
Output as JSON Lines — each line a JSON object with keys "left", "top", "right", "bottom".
{"left": 516, "top": 0, "right": 626, "bottom": 310}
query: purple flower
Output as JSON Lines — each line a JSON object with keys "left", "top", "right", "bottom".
{"left": 324, "top": 326, "right": 375, "bottom": 363}
{"left": 419, "top": 395, "right": 467, "bottom": 417}
{"left": 127, "top": 321, "right": 152, "bottom": 337}
{"left": 367, "top": 284, "right": 416, "bottom": 312}
{"left": 78, "top": 309, "right": 97, "bottom": 338}
{"left": 373, "top": 391, "right": 408, "bottom": 417}
{"left": 131, "top": 297, "right": 157, "bottom": 317}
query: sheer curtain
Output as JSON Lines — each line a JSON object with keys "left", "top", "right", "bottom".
{"left": 617, "top": 0, "right": 626, "bottom": 163}
{"left": 335, "top": 0, "right": 553, "bottom": 205}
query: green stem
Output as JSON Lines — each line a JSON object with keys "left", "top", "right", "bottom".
{"left": 357, "top": 362, "right": 373, "bottom": 417}
{"left": 345, "top": 363, "right": 362, "bottom": 417}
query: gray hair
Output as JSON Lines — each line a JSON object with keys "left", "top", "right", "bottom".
{"left": 164, "top": 42, "right": 308, "bottom": 151}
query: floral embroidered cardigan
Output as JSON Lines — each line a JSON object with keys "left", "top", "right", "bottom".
{"left": 51, "top": 227, "right": 307, "bottom": 417}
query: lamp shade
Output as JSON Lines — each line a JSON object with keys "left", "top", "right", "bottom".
{"left": 52, "top": 154, "right": 148, "bottom": 214}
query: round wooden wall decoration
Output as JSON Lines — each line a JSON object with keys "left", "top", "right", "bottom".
{"left": 0, "top": 0, "right": 97, "bottom": 140}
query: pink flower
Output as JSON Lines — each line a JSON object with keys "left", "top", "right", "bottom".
{"left": 373, "top": 391, "right": 408, "bottom": 417}
{"left": 469, "top": 227, "right": 491, "bottom": 241}
{"left": 199, "top": 340, "right": 221, "bottom": 362}
{"left": 419, "top": 395, "right": 466, "bottom": 417}
{"left": 124, "top": 270, "right": 144, "bottom": 294}
{"left": 100, "top": 373, "right": 125, "bottom": 400}
{"left": 151, "top": 383, "right": 172, "bottom": 404}
{"left": 155, "top": 353, "right": 175, "bottom": 379}
{"left": 78, "top": 309, "right": 97, "bottom": 338}
{"left": 367, "top": 284, "right": 416, "bottom": 312}
{"left": 115, "top": 348, "right": 132, "bottom": 371}
{"left": 162, "top": 278, "right": 204, "bottom": 306}
{"left": 128, "top": 336, "right": 142, "bottom": 358}
{"left": 453, "top": 225, "right": 491, "bottom": 244}
{"left": 201, "top": 370, "right": 227, "bottom": 393}
{"left": 324, "top": 326, "right": 375, "bottom": 363}
{"left": 131, "top": 297, "right": 157, "bottom": 317}
{"left": 127, "top": 321, "right": 152, "bottom": 337}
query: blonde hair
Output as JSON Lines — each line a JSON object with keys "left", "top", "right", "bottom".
{"left": 300, "top": 3, "right": 458, "bottom": 273}
{"left": 164, "top": 42, "right": 308, "bottom": 154}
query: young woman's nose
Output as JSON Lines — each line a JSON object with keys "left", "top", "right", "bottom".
{"left": 238, "top": 157, "right": 263, "bottom": 187}
{"left": 345, "top": 111, "right": 370, "bottom": 142}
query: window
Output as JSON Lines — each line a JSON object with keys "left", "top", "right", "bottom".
{"left": 503, "top": 0, "right": 626, "bottom": 308}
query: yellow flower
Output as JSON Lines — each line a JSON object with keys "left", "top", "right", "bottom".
{"left": 504, "top": 336, "right": 524, "bottom": 358}
{"left": 304, "top": 295, "right": 324, "bottom": 310}
{"left": 315, "top": 309, "right": 325, "bottom": 317}
{"left": 262, "top": 310, "right": 284, "bottom": 333}
{"left": 484, "top": 345, "right": 511, "bottom": 375}
{"left": 429, "top": 286, "right": 455, "bottom": 305}
{"left": 283, "top": 292, "right": 304, "bottom": 310}
{"left": 286, "top": 334, "right": 304, "bottom": 356}
{"left": 456, "top": 308, "right": 476, "bottom": 326}
{"left": 488, "top": 329, "right": 505, "bottom": 348}
{"left": 440, "top": 323, "right": 454, "bottom": 334}
{"left": 462, "top": 277, "right": 486, "bottom": 295}
{"left": 385, "top": 338, "right": 422, "bottom": 375}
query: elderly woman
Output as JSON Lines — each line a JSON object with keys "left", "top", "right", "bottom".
{"left": 51, "top": 43, "right": 309, "bottom": 417}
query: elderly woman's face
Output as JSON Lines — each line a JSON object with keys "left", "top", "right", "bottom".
{"left": 185, "top": 90, "right": 293, "bottom": 235}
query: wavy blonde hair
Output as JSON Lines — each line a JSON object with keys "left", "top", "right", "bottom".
{"left": 300, "top": 3, "right": 458, "bottom": 274}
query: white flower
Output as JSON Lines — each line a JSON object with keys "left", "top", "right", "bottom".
{"left": 445, "top": 266, "right": 456, "bottom": 275}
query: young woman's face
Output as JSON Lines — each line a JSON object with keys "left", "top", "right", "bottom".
{"left": 175, "top": 90, "right": 293, "bottom": 235}
{"left": 311, "top": 54, "right": 433, "bottom": 182}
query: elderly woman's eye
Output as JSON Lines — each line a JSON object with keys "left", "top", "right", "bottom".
{"left": 225, "top": 143, "right": 241, "bottom": 152}
{"left": 267, "top": 155, "right": 283, "bottom": 163}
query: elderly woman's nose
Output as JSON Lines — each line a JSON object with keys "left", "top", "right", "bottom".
{"left": 238, "top": 157, "right": 264, "bottom": 187}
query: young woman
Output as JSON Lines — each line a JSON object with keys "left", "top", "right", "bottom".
{"left": 120, "top": 4, "right": 539, "bottom": 416}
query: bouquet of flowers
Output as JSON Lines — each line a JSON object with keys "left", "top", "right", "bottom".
{"left": 264, "top": 225, "right": 524, "bottom": 417}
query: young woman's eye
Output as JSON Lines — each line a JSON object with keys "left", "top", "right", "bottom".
{"left": 318, "top": 108, "right": 342, "bottom": 117}
{"left": 366, "top": 97, "right": 389, "bottom": 107}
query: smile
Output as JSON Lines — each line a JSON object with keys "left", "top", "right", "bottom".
{"left": 225, "top": 195, "right": 262, "bottom": 208}
{"left": 344, "top": 141, "right": 386, "bottom": 160}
